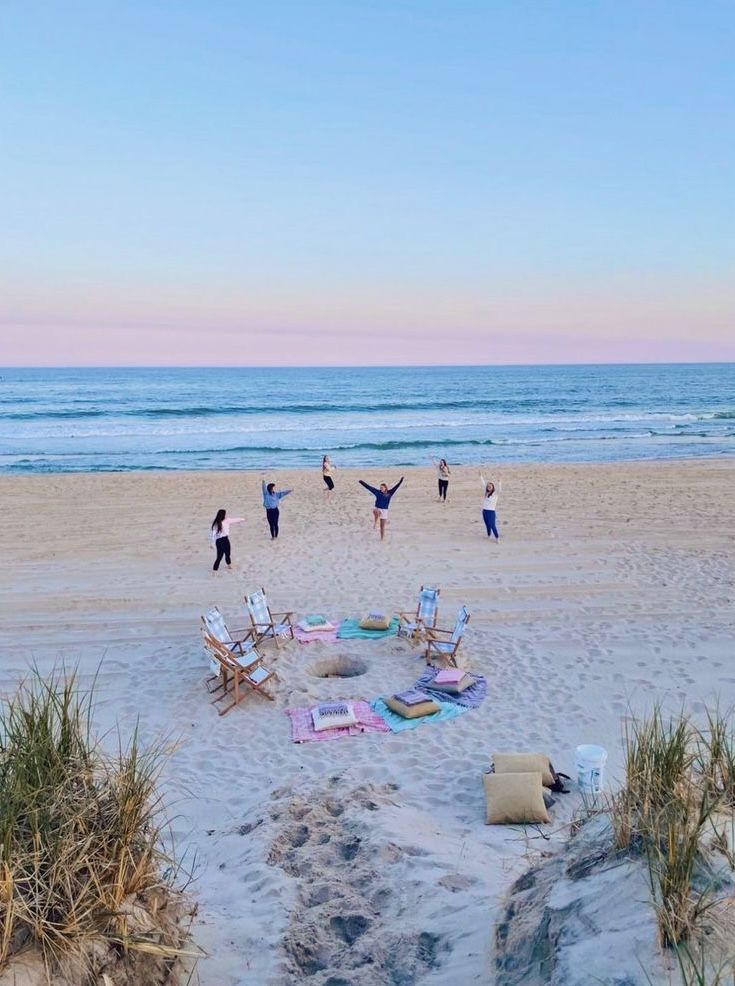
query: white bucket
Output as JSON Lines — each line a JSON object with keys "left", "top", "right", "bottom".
{"left": 575, "top": 744, "right": 607, "bottom": 794}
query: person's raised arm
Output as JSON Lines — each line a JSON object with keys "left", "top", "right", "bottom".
{"left": 388, "top": 476, "right": 404, "bottom": 496}
{"left": 479, "top": 471, "right": 487, "bottom": 489}
{"left": 229, "top": 516, "right": 245, "bottom": 524}
{"left": 278, "top": 489, "right": 292, "bottom": 500}
{"left": 359, "top": 479, "right": 379, "bottom": 496}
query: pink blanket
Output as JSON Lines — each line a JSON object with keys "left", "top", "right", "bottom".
{"left": 293, "top": 622, "right": 339, "bottom": 644}
{"left": 285, "top": 701, "right": 391, "bottom": 742}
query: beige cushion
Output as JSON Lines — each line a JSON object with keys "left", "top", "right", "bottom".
{"left": 483, "top": 772, "right": 549, "bottom": 825}
{"left": 492, "top": 752, "right": 555, "bottom": 788}
{"left": 359, "top": 613, "right": 391, "bottom": 631}
{"left": 384, "top": 696, "right": 440, "bottom": 719}
{"left": 430, "top": 674, "right": 473, "bottom": 695}
{"left": 311, "top": 704, "right": 358, "bottom": 732}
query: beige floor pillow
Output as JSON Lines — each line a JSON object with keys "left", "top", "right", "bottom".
{"left": 384, "top": 695, "right": 440, "bottom": 719}
{"left": 491, "top": 752, "right": 555, "bottom": 788}
{"left": 483, "top": 771, "right": 549, "bottom": 825}
{"left": 311, "top": 703, "right": 358, "bottom": 732}
{"left": 359, "top": 612, "right": 391, "bottom": 630}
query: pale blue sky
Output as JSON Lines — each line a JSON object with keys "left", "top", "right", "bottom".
{"left": 1, "top": 1, "right": 733, "bottom": 364}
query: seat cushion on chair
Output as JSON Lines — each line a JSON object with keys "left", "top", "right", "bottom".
{"left": 247, "top": 665, "right": 272, "bottom": 686}
{"left": 384, "top": 695, "right": 440, "bottom": 719}
{"left": 491, "top": 752, "right": 555, "bottom": 788}
{"left": 483, "top": 772, "right": 549, "bottom": 825}
{"left": 359, "top": 612, "right": 391, "bottom": 631}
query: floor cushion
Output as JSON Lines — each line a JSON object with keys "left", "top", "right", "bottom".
{"left": 359, "top": 612, "right": 392, "bottom": 631}
{"left": 492, "top": 752, "right": 555, "bottom": 788}
{"left": 483, "top": 771, "right": 549, "bottom": 825}
{"left": 384, "top": 695, "right": 440, "bottom": 719}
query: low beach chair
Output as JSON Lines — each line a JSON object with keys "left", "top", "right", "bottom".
{"left": 201, "top": 606, "right": 259, "bottom": 694}
{"left": 202, "top": 629, "right": 277, "bottom": 714}
{"left": 244, "top": 588, "right": 295, "bottom": 649}
{"left": 202, "top": 605, "right": 257, "bottom": 655}
{"left": 424, "top": 605, "right": 471, "bottom": 668}
{"left": 398, "top": 586, "right": 440, "bottom": 644}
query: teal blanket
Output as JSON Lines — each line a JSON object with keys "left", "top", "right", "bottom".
{"left": 370, "top": 698, "right": 469, "bottom": 732}
{"left": 337, "top": 617, "right": 399, "bottom": 639}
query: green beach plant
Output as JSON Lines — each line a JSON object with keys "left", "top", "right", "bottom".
{"left": 0, "top": 667, "right": 197, "bottom": 984}
{"left": 610, "top": 702, "right": 735, "bottom": 974}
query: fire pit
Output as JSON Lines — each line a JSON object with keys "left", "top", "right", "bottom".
{"left": 308, "top": 656, "right": 368, "bottom": 679}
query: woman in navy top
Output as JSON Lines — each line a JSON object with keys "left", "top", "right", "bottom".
{"left": 358, "top": 477, "right": 404, "bottom": 540}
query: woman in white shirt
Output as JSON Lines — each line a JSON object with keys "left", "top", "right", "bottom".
{"left": 433, "top": 458, "right": 451, "bottom": 501}
{"left": 209, "top": 508, "right": 245, "bottom": 571}
{"left": 479, "top": 471, "right": 501, "bottom": 540}
{"left": 322, "top": 455, "right": 336, "bottom": 500}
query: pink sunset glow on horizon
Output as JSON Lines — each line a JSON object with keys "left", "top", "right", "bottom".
{"left": 1, "top": 272, "right": 733, "bottom": 366}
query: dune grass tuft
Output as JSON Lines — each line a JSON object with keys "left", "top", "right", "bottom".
{"left": 0, "top": 667, "right": 197, "bottom": 984}
{"left": 610, "top": 703, "right": 735, "bottom": 981}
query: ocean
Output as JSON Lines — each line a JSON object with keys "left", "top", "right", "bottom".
{"left": 0, "top": 364, "right": 733, "bottom": 474}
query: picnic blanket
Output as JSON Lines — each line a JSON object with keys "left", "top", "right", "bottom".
{"left": 414, "top": 667, "right": 487, "bottom": 709}
{"left": 285, "top": 700, "right": 391, "bottom": 743}
{"left": 293, "top": 622, "right": 339, "bottom": 644}
{"left": 337, "top": 617, "right": 400, "bottom": 640}
{"left": 370, "top": 698, "right": 469, "bottom": 733}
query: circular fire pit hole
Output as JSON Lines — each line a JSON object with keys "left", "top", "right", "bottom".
{"left": 308, "top": 656, "right": 368, "bottom": 679}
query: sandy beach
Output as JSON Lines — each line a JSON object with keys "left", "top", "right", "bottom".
{"left": 1, "top": 459, "right": 733, "bottom": 985}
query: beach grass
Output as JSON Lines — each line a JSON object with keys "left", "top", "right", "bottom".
{"left": 609, "top": 703, "right": 735, "bottom": 982}
{"left": 0, "top": 667, "right": 196, "bottom": 983}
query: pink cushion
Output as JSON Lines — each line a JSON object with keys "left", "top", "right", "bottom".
{"left": 434, "top": 667, "right": 465, "bottom": 685}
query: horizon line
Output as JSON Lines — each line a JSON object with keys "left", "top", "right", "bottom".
{"left": 2, "top": 360, "right": 734, "bottom": 371}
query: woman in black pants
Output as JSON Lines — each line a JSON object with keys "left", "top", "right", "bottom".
{"left": 209, "top": 508, "right": 245, "bottom": 572}
{"left": 261, "top": 479, "right": 292, "bottom": 539}
{"left": 433, "top": 458, "right": 451, "bottom": 501}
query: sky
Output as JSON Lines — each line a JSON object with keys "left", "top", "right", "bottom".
{"left": 1, "top": 1, "right": 734, "bottom": 366}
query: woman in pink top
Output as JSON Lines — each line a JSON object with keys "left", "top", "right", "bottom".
{"left": 209, "top": 508, "right": 244, "bottom": 572}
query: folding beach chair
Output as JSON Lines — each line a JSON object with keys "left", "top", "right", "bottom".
{"left": 424, "top": 605, "right": 471, "bottom": 668}
{"left": 244, "top": 588, "right": 295, "bottom": 649}
{"left": 201, "top": 606, "right": 259, "bottom": 691}
{"left": 202, "top": 629, "right": 277, "bottom": 715}
{"left": 398, "top": 586, "right": 440, "bottom": 644}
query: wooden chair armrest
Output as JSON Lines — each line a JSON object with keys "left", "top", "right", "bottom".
{"left": 425, "top": 626, "right": 452, "bottom": 639}
{"left": 272, "top": 611, "right": 295, "bottom": 622}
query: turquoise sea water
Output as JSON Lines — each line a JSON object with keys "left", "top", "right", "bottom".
{"left": 0, "top": 364, "right": 733, "bottom": 473}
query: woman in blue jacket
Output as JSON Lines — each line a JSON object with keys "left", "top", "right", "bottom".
{"left": 358, "top": 476, "right": 404, "bottom": 540}
{"left": 261, "top": 479, "right": 292, "bottom": 539}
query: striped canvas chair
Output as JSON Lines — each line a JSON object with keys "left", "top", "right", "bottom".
{"left": 201, "top": 629, "right": 277, "bottom": 714}
{"left": 424, "top": 605, "right": 471, "bottom": 668}
{"left": 398, "top": 586, "right": 440, "bottom": 644}
{"left": 201, "top": 606, "right": 260, "bottom": 692}
{"left": 244, "top": 588, "right": 295, "bottom": 649}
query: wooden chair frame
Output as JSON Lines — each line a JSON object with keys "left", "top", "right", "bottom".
{"left": 244, "top": 587, "right": 295, "bottom": 649}
{"left": 202, "top": 630, "right": 278, "bottom": 715}
{"left": 398, "top": 585, "right": 440, "bottom": 645}
{"left": 424, "top": 608, "right": 471, "bottom": 668}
